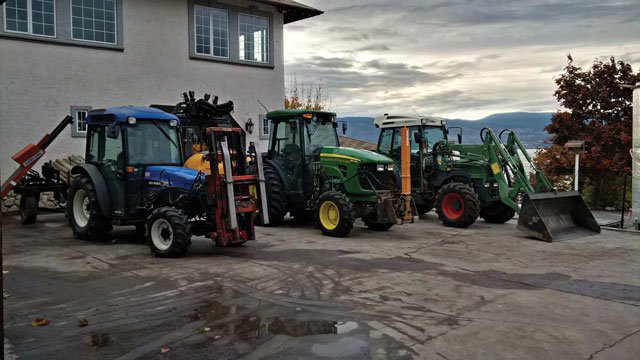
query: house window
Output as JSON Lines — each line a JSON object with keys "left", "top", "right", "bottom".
{"left": 71, "top": 0, "right": 116, "bottom": 44}
{"left": 4, "top": 0, "right": 56, "bottom": 37}
{"left": 71, "top": 105, "right": 91, "bottom": 137}
{"left": 259, "top": 114, "right": 269, "bottom": 139}
{"left": 194, "top": 5, "right": 228, "bottom": 58}
{"left": 238, "top": 14, "right": 269, "bottom": 63}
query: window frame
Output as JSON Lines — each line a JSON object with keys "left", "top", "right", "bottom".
{"left": 193, "top": 4, "right": 229, "bottom": 59}
{"left": 71, "top": 105, "right": 91, "bottom": 137}
{"left": 237, "top": 12, "right": 269, "bottom": 64}
{"left": 259, "top": 114, "right": 269, "bottom": 140}
{"left": 3, "top": 0, "right": 57, "bottom": 38}
{"left": 0, "top": 0, "right": 124, "bottom": 51}
{"left": 69, "top": 0, "right": 118, "bottom": 45}
{"left": 188, "top": 0, "right": 274, "bottom": 69}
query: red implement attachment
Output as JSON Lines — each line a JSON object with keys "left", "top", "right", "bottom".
{"left": 1, "top": 116, "right": 73, "bottom": 198}
{"left": 204, "top": 127, "right": 268, "bottom": 246}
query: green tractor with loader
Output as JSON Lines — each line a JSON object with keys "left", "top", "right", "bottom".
{"left": 261, "top": 109, "right": 404, "bottom": 237}
{"left": 375, "top": 114, "right": 601, "bottom": 242}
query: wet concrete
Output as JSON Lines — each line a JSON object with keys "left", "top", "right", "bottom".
{"left": 3, "top": 212, "right": 640, "bottom": 359}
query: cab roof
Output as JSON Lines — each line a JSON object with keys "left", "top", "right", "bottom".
{"left": 266, "top": 109, "right": 337, "bottom": 119}
{"left": 86, "top": 106, "right": 178, "bottom": 125}
{"left": 374, "top": 114, "right": 446, "bottom": 128}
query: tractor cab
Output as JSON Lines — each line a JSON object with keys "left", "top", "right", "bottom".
{"left": 82, "top": 106, "right": 182, "bottom": 221}
{"left": 267, "top": 110, "right": 339, "bottom": 198}
{"left": 375, "top": 115, "right": 452, "bottom": 159}
{"left": 375, "top": 115, "right": 452, "bottom": 192}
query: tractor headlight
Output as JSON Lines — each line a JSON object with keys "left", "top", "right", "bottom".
{"left": 169, "top": 120, "right": 178, "bottom": 127}
{"left": 126, "top": 116, "right": 137, "bottom": 125}
{"left": 376, "top": 164, "right": 385, "bottom": 171}
{"left": 386, "top": 164, "right": 394, "bottom": 171}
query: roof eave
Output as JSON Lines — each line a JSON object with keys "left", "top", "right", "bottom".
{"left": 254, "top": 0, "right": 323, "bottom": 24}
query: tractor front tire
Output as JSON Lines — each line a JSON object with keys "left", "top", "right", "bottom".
{"left": 315, "top": 191, "right": 354, "bottom": 237}
{"left": 147, "top": 207, "right": 191, "bottom": 258}
{"left": 263, "top": 162, "right": 288, "bottom": 226}
{"left": 416, "top": 199, "right": 435, "bottom": 215}
{"left": 363, "top": 218, "right": 394, "bottom": 231}
{"left": 20, "top": 195, "right": 38, "bottom": 225}
{"left": 480, "top": 203, "right": 516, "bottom": 224}
{"left": 435, "top": 183, "right": 480, "bottom": 228}
{"left": 67, "top": 177, "right": 112, "bottom": 240}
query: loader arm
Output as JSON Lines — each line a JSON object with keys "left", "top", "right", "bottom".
{"left": 481, "top": 128, "right": 534, "bottom": 213}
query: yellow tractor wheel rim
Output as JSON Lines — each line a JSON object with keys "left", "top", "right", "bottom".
{"left": 319, "top": 201, "right": 340, "bottom": 230}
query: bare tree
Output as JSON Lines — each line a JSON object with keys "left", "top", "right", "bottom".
{"left": 285, "top": 75, "right": 331, "bottom": 111}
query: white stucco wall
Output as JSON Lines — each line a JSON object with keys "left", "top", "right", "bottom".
{"left": 0, "top": 0, "right": 284, "bottom": 178}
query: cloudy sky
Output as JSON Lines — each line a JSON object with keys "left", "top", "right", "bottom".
{"left": 283, "top": 0, "right": 640, "bottom": 119}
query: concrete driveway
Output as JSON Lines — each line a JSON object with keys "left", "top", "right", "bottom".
{"left": 2, "top": 213, "right": 640, "bottom": 359}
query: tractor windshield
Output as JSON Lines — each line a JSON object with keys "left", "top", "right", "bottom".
{"left": 126, "top": 121, "right": 181, "bottom": 165}
{"left": 422, "top": 127, "right": 446, "bottom": 150}
{"left": 305, "top": 119, "right": 339, "bottom": 153}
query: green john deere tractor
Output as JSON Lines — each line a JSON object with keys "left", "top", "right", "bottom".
{"left": 375, "top": 114, "right": 600, "bottom": 242}
{"left": 261, "top": 109, "right": 402, "bottom": 237}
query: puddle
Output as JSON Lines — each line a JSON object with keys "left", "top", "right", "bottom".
{"left": 190, "top": 299, "right": 361, "bottom": 342}
{"left": 336, "top": 321, "right": 358, "bottom": 334}
{"left": 268, "top": 318, "right": 338, "bottom": 337}
{"left": 311, "top": 337, "right": 368, "bottom": 358}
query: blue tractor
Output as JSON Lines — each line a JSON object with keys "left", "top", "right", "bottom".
{"left": 67, "top": 105, "right": 267, "bottom": 257}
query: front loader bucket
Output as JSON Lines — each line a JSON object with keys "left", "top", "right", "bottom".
{"left": 517, "top": 191, "right": 601, "bottom": 242}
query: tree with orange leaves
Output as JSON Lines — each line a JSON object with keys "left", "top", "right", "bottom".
{"left": 535, "top": 56, "right": 640, "bottom": 206}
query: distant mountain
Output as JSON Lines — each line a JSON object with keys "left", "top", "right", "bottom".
{"left": 342, "top": 112, "right": 553, "bottom": 149}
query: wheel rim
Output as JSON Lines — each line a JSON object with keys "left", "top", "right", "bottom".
{"left": 151, "top": 219, "right": 173, "bottom": 251}
{"left": 442, "top": 193, "right": 464, "bottom": 220}
{"left": 319, "top": 201, "right": 340, "bottom": 230}
{"left": 73, "top": 189, "right": 90, "bottom": 228}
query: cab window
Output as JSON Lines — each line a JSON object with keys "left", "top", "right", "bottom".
{"left": 378, "top": 129, "right": 393, "bottom": 155}
{"left": 88, "top": 125, "right": 124, "bottom": 167}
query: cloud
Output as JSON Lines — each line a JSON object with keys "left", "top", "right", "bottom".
{"left": 284, "top": 0, "right": 640, "bottom": 118}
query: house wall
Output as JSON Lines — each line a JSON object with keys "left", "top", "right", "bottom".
{"left": 0, "top": 0, "right": 284, "bottom": 185}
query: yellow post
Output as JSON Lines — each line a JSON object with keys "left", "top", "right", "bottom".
{"left": 401, "top": 127, "right": 413, "bottom": 222}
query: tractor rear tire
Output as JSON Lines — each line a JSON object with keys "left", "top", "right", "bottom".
{"left": 147, "top": 207, "right": 191, "bottom": 258}
{"left": 67, "top": 177, "right": 112, "bottom": 241}
{"left": 20, "top": 195, "right": 38, "bottom": 225}
{"left": 435, "top": 183, "right": 480, "bottom": 228}
{"left": 480, "top": 203, "right": 516, "bottom": 224}
{"left": 263, "top": 162, "right": 288, "bottom": 226}
{"left": 315, "top": 191, "right": 354, "bottom": 237}
{"left": 363, "top": 218, "right": 394, "bottom": 231}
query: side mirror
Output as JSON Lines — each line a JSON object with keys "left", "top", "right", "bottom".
{"left": 342, "top": 122, "right": 347, "bottom": 135}
{"left": 457, "top": 133, "right": 462, "bottom": 144}
{"left": 413, "top": 132, "right": 422, "bottom": 144}
{"left": 106, "top": 124, "right": 119, "bottom": 139}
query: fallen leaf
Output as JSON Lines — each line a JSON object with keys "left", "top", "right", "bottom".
{"left": 31, "top": 317, "right": 50, "bottom": 327}
{"left": 203, "top": 327, "right": 212, "bottom": 332}
{"left": 78, "top": 319, "right": 89, "bottom": 327}
{"left": 160, "top": 347, "right": 170, "bottom": 353}
{"left": 3, "top": 291, "right": 10, "bottom": 299}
